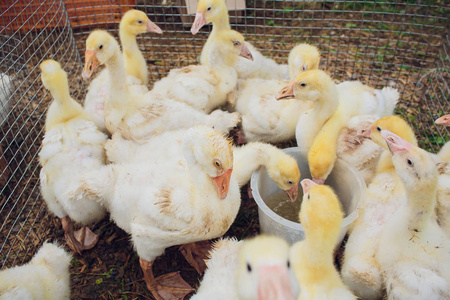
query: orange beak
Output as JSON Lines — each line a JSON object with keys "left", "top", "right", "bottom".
{"left": 435, "top": 114, "right": 450, "bottom": 127}
{"left": 285, "top": 185, "right": 298, "bottom": 203}
{"left": 82, "top": 50, "right": 100, "bottom": 80}
{"left": 191, "top": 11, "right": 207, "bottom": 35}
{"left": 276, "top": 80, "right": 295, "bottom": 100}
{"left": 301, "top": 178, "right": 317, "bottom": 194}
{"left": 257, "top": 265, "right": 296, "bottom": 300}
{"left": 146, "top": 19, "right": 163, "bottom": 34}
{"left": 212, "top": 168, "right": 232, "bottom": 200}
{"left": 239, "top": 43, "right": 253, "bottom": 61}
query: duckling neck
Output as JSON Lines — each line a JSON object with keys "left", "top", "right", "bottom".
{"left": 299, "top": 238, "right": 337, "bottom": 282}
{"left": 105, "top": 50, "right": 128, "bottom": 104}
{"left": 210, "top": 8, "right": 231, "bottom": 34}
{"left": 120, "top": 31, "right": 148, "bottom": 86}
{"left": 404, "top": 178, "right": 438, "bottom": 230}
{"left": 208, "top": 48, "right": 238, "bottom": 96}
{"left": 45, "top": 85, "right": 86, "bottom": 130}
{"left": 232, "top": 142, "right": 276, "bottom": 188}
{"left": 375, "top": 151, "right": 394, "bottom": 173}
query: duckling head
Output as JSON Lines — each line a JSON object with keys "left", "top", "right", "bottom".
{"left": 236, "top": 235, "right": 299, "bottom": 300}
{"left": 288, "top": 44, "right": 320, "bottom": 80}
{"left": 276, "top": 69, "right": 335, "bottom": 102}
{"left": 183, "top": 125, "right": 234, "bottom": 199}
{"left": 120, "top": 9, "right": 162, "bottom": 36}
{"left": 82, "top": 30, "right": 119, "bottom": 79}
{"left": 300, "top": 179, "right": 343, "bottom": 242}
{"left": 191, "top": 0, "right": 228, "bottom": 34}
{"left": 435, "top": 114, "right": 450, "bottom": 127}
{"left": 267, "top": 153, "right": 300, "bottom": 202}
{"left": 308, "top": 139, "right": 336, "bottom": 185}
{"left": 362, "top": 115, "right": 418, "bottom": 150}
{"left": 209, "top": 30, "right": 253, "bottom": 64}
{"left": 40, "top": 59, "right": 68, "bottom": 98}
{"left": 381, "top": 129, "right": 438, "bottom": 191}
{"left": 31, "top": 242, "right": 72, "bottom": 278}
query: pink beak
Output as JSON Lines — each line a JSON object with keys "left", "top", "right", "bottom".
{"left": 276, "top": 80, "right": 295, "bottom": 100}
{"left": 301, "top": 178, "right": 317, "bottom": 194}
{"left": 257, "top": 265, "right": 296, "bottom": 300}
{"left": 239, "top": 43, "right": 253, "bottom": 61}
{"left": 212, "top": 168, "right": 232, "bottom": 199}
{"left": 357, "top": 123, "right": 373, "bottom": 138}
{"left": 146, "top": 19, "right": 163, "bottom": 34}
{"left": 191, "top": 11, "right": 207, "bottom": 35}
{"left": 435, "top": 114, "right": 450, "bottom": 127}
{"left": 82, "top": 50, "right": 100, "bottom": 80}
{"left": 381, "top": 130, "right": 413, "bottom": 155}
{"left": 312, "top": 177, "right": 325, "bottom": 185}
{"left": 285, "top": 185, "right": 298, "bottom": 203}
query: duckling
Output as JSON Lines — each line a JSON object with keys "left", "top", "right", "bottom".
{"left": 276, "top": 70, "right": 340, "bottom": 156}
{"left": 236, "top": 235, "right": 299, "bottom": 300}
{"left": 39, "top": 59, "right": 107, "bottom": 254}
{"left": 290, "top": 179, "right": 356, "bottom": 300}
{"left": 192, "top": 235, "right": 299, "bottom": 300}
{"left": 82, "top": 30, "right": 240, "bottom": 141}
{"left": 0, "top": 243, "right": 71, "bottom": 300}
{"left": 232, "top": 44, "right": 320, "bottom": 143}
{"left": 341, "top": 115, "right": 416, "bottom": 299}
{"left": 148, "top": 29, "right": 253, "bottom": 113}
{"left": 435, "top": 114, "right": 450, "bottom": 161}
{"left": 77, "top": 126, "right": 241, "bottom": 300}
{"left": 191, "top": 0, "right": 289, "bottom": 80}
{"left": 376, "top": 130, "right": 450, "bottom": 299}
{"left": 105, "top": 132, "right": 300, "bottom": 201}
{"left": 84, "top": 10, "right": 162, "bottom": 132}
{"left": 307, "top": 83, "right": 399, "bottom": 184}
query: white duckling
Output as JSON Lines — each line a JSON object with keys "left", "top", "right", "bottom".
{"left": 149, "top": 29, "right": 253, "bottom": 113}
{"left": 82, "top": 30, "right": 240, "bottom": 141}
{"left": 307, "top": 82, "right": 399, "bottom": 184}
{"left": 84, "top": 10, "right": 162, "bottom": 132}
{"left": 232, "top": 44, "right": 320, "bottom": 143}
{"left": 105, "top": 131, "right": 300, "bottom": 201}
{"left": 376, "top": 130, "right": 450, "bottom": 299}
{"left": 39, "top": 60, "right": 107, "bottom": 254}
{"left": 290, "top": 179, "right": 356, "bottom": 300}
{"left": 77, "top": 126, "right": 240, "bottom": 300}
{"left": 0, "top": 242, "right": 71, "bottom": 300}
{"left": 191, "top": 0, "right": 289, "bottom": 80}
{"left": 276, "top": 70, "right": 340, "bottom": 156}
{"left": 341, "top": 115, "right": 417, "bottom": 299}
{"left": 191, "top": 235, "right": 299, "bottom": 300}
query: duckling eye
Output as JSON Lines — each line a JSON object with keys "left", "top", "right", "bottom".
{"left": 300, "top": 82, "right": 307, "bottom": 87}
{"left": 376, "top": 126, "right": 381, "bottom": 132}
{"left": 137, "top": 20, "right": 143, "bottom": 24}
{"left": 247, "top": 263, "right": 252, "bottom": 272}
{"left": 233, "top": 41, "right": 240, "bottom": 46}
{"left": 407, "top": 159, "right": 413, "bottom": 166}
{"left": 207, "top": 6, "right": 212, "bottom": 11}
{"left": 98, "top": 45, "right": 103, "bottom": 50}
{"left": 307, "top": 194, "right": 310, "bottom": 200}
{"left": 287, "top": 260, "right": 291, "bottom": 268}
{"left": 302, "top": 65, "right": 307, "bottom": 71}
{"left": 213, "top": 159, "right": 222, "bottom": 168}
{"left": 287, "top": 180, "right": 293, "bottom": 185}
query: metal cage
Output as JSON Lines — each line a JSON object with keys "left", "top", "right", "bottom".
{"left": 0, "top": 0, "right": 449, "bottom": 296}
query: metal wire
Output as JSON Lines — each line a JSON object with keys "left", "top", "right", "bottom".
{"left": 0, "top": 0, "right": 448, "bottom": 270}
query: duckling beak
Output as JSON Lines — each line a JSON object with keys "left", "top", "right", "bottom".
{"left": 357, "top": 124, "right": 372, "bottom": 138}
{"left": 285, "top": 185, "right": 298, "bottom": 202}
{"left": 82, "top": 50, "right": 99, "bottom": 80}
{"left": 146, "top": 19, "right": 163, "bottom": 34}
{"left": 381, "top": 129, "right": 413, "bottom": 155}
{"left": 301, "top": 178, "right": 317, "bottom": 194}
{"left": 191, "top": 11, "right": 206, "bottom": 35}
{"left": 212, "top": 168, "right": 232, "bottom": 199}
{"left": 258, "top": 265, "right": 296, "bottom": 300}
{"left": 435, "top": 114, "right": 450, "bottom": 127}
{"left": 276, "top": 81, "right": 295, "bottom": 100}
{"left": 312, "top": 177, "right": 325, "bottom": 185}
{"left": 239, "top": 43, "right": 253, "bottom": 61}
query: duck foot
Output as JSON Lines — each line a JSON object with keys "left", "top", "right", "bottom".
{"left": 179, "top": 240, "right": 211, "bottom": 274}
{"left": 61, "top": 217, "right": 99, "bottom": 254}
{"left": 140, "top": 258, "right": 193, "bottom": 300}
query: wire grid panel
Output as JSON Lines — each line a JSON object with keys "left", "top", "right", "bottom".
{"left": 0, "top": 0, "right": 85, "bottom": 269}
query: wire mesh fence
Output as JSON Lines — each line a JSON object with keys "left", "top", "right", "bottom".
{"left": 0, "top": 0, "right": 448, "bottom": 289}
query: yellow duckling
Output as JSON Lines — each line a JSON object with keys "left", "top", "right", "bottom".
{"left": 290, "top": 179, "right": 356, "bottom": 300}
